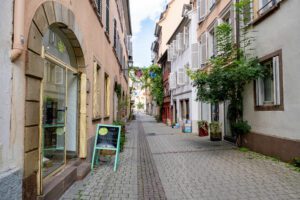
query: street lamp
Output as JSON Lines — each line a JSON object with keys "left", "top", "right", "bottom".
{"left": 123, "top": 59, "right": 133, "bottom": 73}
{"left": 128, "top": 59, "right": 133, "bottom": 68}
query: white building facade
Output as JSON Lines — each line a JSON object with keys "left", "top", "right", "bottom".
{"left": 169, "top": 4, "right": 201, "bottom": 133}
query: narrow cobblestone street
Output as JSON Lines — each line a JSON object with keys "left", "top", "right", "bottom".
{"left": 61, "top": 114, "right": 300, "bottom": 200}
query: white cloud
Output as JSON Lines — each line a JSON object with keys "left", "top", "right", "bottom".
{"left": 130, "top": 0, "right": 169, "bottom": 36}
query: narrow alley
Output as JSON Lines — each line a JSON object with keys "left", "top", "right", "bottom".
{"left": 61, "top": 114, "right": 300, "bottom": 200}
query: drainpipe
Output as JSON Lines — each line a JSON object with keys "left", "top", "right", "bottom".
{"left": 10, "top": 0, "right": 25, "bottom": 62}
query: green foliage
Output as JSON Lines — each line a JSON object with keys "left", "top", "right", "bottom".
{"left": 292, "top": 157, "right": 300, "bottom": 168}
{"left": 209, "top": 122, "right": 221, "bottom": 134}
{"left": 189, "top": 4, "right": 263, "bottom": 130}
{"left": 232, "top": 120, "right": 251, "bottom": 136}
{"left": 198, "top": 120, "right": 208, "bottom": 130}
{"left": 129, "top": 65, "right": 164, "bottom": 107}
{"left": 137, "top": 102, "right": 144, "bottom": 110}
{"left": 239, "top": 147, "right": 249, "bottom": 152}
{"left": 141, "top": 65, "right": 164, "bottom": 106}
{"left": 114, "top": 83, "right": 122, "bottom": 98}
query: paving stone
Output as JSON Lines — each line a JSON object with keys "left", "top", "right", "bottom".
{"left": 61, "top": 114, "right": 300, "bottom": 200}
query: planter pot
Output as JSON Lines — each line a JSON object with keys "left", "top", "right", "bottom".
{"left": 198, "top": 124, "right": 208, "bottom": 137}
{"left": 210, "top": 131, "right": 222, "bottom": 141}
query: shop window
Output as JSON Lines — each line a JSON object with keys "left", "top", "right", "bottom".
{"left": 104, "top": 73, "right": 110, "bottom": 117}
{"left": 93, "top": 62, "right": 101, "bottom": 118}
{"left": 255, "top": 50, "right": 283, "bottom": 111}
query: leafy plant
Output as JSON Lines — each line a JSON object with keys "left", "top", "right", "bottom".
{"left": 292, "top": 157, "right": 300, "bottom": 168}
{"left": 137, "top": 102, "right": 144, "bottom": 110}
{"left": 114, "top": 83, "right": 122, "bottom": 98}
{"left": 209, "top": 122, "right": 221, "bottom": 134}
{"left": 188, "top": 0, "right": 263, "bottom": 144}
{"left": 198, "top": 120, "right": 208, "bottom": 131}
{"left": 232, "top": 120, "right": 251, "bottom": 135}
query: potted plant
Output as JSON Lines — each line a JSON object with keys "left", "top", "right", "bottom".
{"left": 171, "top": 122, "right": 176, "bottom": 128}
{"left": 209, "top": 122, "right": 222, "bottom": 141}
{"left": 232, "top": 120, "right": 251, "bottom": 147}
{"left": 198, "top": 120, "right": 208, "bottom": 137}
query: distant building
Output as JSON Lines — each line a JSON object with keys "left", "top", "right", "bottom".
{"left": 151, "top": 0, "right": 190, "bottom": 123}
{"left": 168, "top": 3, "right": 200, "bottom": 131}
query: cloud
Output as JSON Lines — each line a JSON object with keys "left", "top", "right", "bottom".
{"left": 130, "top": 0, "right": 169, "bottom": 36}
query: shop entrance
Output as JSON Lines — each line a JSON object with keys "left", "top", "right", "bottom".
{"left": 40, "top": 26, "right": 79, "bottom": 185}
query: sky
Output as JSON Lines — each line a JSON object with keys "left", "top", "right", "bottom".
{"left": 130, "top": 0, "right": 170, "bottom": 68}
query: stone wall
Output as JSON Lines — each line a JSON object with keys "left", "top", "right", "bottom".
{"left": 0, "top": 168, "right": 22, "bottom": 200}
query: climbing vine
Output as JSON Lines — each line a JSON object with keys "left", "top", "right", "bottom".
{"left": 188, "top": 0, "right": 264, "bottom": 141}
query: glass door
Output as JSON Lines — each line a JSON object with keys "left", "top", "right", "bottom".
{"left": 42, "top": 61, "right": 66, "bottom": 178}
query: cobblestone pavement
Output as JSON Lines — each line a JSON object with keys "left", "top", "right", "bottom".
{"left": 61, "top": 113, "right": 300, "bottom": 200}
{"left": 141, "top": 114, "right": 300, "bottom": 200}
{"left": 60, "top": 121, "right": 139, "bottom": 200}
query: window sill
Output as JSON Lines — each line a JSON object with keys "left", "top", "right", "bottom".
{"left": 254, "top": 105, "right": 284, "bottom": 111}
{"left": 92, "top": 116, "right": 102, "bottom": 122}
{"left": 103, "top": 115, "right": 110, "bottom": 120}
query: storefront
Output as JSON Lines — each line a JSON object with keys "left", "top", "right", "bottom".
{"left": 41, "top": 26, "right": 79, "bottom": 180}
{"left": 23, "top": 3, "right": 87, "bottom": 199}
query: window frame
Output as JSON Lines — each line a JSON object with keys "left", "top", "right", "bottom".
{"left": 254, "top": 49, "right": 284, "bottom": 111}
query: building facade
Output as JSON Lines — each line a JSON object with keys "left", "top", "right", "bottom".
{"left": 151, "top": 0, "right": 190, "bottom": 123}
{"left": 242, "top": 0, "right": 300, "bottom": 161}
{"left": 0, "top": 0, "right": 132, "bottom": 199}
{"left": 168, "top": 3, "right": 200, "bottom": 132}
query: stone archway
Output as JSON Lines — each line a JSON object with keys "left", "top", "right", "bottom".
{"left": 23, "top": 2, "right": 86, "bottom": 199}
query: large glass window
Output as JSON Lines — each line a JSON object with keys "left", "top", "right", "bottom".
{"left": 42, "top": 27, "right": 79, "bottom": 178}
{"left": 42, "top": 61, "right": 66, "bottom": 177}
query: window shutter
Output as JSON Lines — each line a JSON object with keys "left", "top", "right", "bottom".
{"left": 273, "top": 56, "right": 280, "bottom": 105}
{"left": 169, "top": 72, "right": 176, "bottom": 89}
{"left": 106, "top": 0, "right": 110, "bottom": 34}
{"left": 177, "top": 68, "right": 184, "bottom": 85}
{"left": 167, "top": 47, "right": 172, "bottom": 62}
{"left": 256, "top": 78, "right": 264, "bottom": 106}
{"left": 197, "top": 0, "right": 201, "bottom": 22}
{"left": 79, "top": 73, "right": 87, "bottom": 158}
{"left": 191, "top": 43, "right": 199, "bottom": 69}
{"left": 177, "top": 33, "right": 184, "bottom": 52}
{"left": 172, "top": 41, "right": 177, "bottom": 59}
{"left": 113, "top": 19, "right": 117, "bottom": 49}
{"left": 184, "top": 65, "right": 189, "bottom": 84}
{"left": 93, "top": 62, "right": 98, "bottom": 117}
{"left": 97, "top": 0, "right": 102, "bottom": 19}
{"left": 200, "top": 0, "right": 206, "bottom": 20}
{"left": 200, "top": 32, "right": 207, "bottom": 65}
{"left": 184, "top": 26, "right": 189, "bottom": 49}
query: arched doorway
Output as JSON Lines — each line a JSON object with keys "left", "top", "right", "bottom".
{"left": 41, "top": 25, "right": 79, "bottom": 178}
{"left": 23, "top": 2, "right": 87, "bottom": 199}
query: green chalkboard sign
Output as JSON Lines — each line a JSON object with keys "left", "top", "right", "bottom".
{"left": 91, "top": 124, "right": 121, "bottom": 172}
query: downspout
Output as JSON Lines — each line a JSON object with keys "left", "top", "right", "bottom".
{"left": 10, "top": 0, "right": 25, "bottom": 62}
